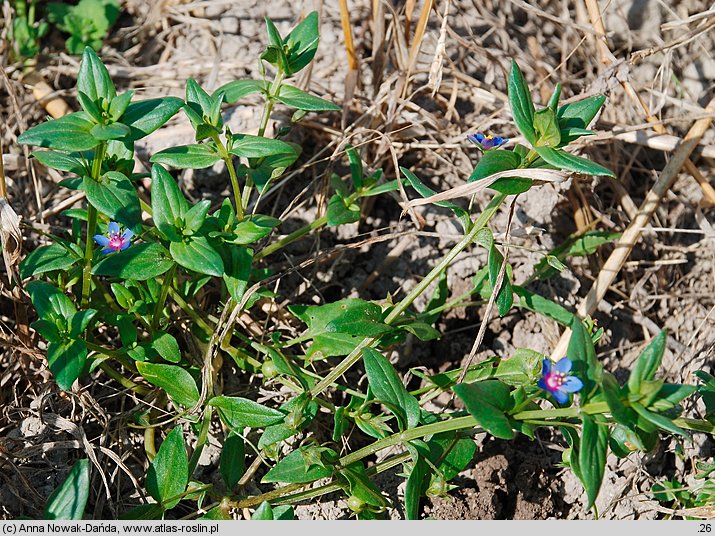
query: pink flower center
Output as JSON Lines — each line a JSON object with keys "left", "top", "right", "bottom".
{"left": 545, "top": 372, "right": 565, "bottom": 390}
{"left": 108, "top": 232, "right": 125, "bottom": 252}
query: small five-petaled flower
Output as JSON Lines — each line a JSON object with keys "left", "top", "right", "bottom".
{"left": 538, "top": 357, "right": 583, "bottom": 404}
{"left": 467, "top": 133, "right": 508, "bottom": 150}
{"left": 94, "top": 221, "right": 133, "bottom": 254}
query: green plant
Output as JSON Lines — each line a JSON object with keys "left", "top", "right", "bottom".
{"left": 47, "top": 0, "right": 120, "bottom": 54}
{"left": 18, "top": 12, "right": 715, "bottom": 520}
{"left": 8, "top": 0, "right": 48, "bottom": 61}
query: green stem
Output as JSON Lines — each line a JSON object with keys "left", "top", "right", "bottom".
{"left": 310, "top": 192, "right": 508, "bottom": 398}
{"left": 254, "top": 215, "right": 328, "bottom": 260}
{"left": 151, "top": 263, "right": 177, "bottom": 331}
{"left": 98, "top": 361, "right": 149, "bottom": 396}
{"left": 187, "top": 406, "right": 214, "bottom": 476}
{"left": 80, "top": 142, "right": 106, "bottom": 308}
{"left": 257, "top": 70, "right": 285, "bottom": 138}
{"left": 212, "top": 134, "right": 244, "bottom": 220}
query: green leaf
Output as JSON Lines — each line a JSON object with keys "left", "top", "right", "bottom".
{"left": 487, "top": 241, "right": 513, "bottom": 317}
{"left": 513, "top": 286, "right": 575, "bottom": 326}
{"left": 229, "top": 215, "right": 281, "bottom": 245}
{"left": 220, "top": 432, "right": 245, "bottom": 490}
{"left": 404, "top": 453, "right": 429, "bottom": 520}
{"left": 121, "top": 98, "right": 184, "bottom": 141}
{"left": 150, "top": 144, "right": 221, "bottom": 169}
{"left": 547, "top": 83, "right": 561, "bottom": 111}
{"left": 230, "top": 134, "right": 298, "bottom": 158}
{"left": 89, "top": 122, "right": 131, "bottom": 141}
{"left": 77, "top": 46, "right": 115, "bottom": 104}
{"left": 170, "top": 236, "right": 224, "bottom": 277}
{"left": 209, "top": 395, "right": 285, "bottom": 429}
{"left": 184, "top": 200, "right": 212, "bottom": 233}
{"left": 48, "top": 339, "right": 88, "bottom": 391}
{"left": 429, "top": 433, "right": 477, "bottom": 483}
{"left": 146, "top": 427, "right": 189, "bottom": 509}
{"left": 186, "top": 79, "right": 213, "bottom": 121}
{"left": 345, "top": 144, "right": 364, "bottom": 190}
{"left": 150, "top": 332, "right": 181, "bottom": 363}
{"left": 508, "top": 61, "right": 536, "bottom": 144}
{"left": 631, "top": 402, "right": 688, "bottom": 438}
{"left": 469, "top": 150, "right": 521, "bottom": 182}
{"left": 339, "top": 462, "right": 389, "bottom": 509}
{"left": 289, "top": 299, "right": 392, "bottom": 359}
{"left": 223, "top": 247, "right": 252, "bottom": 304}
{"left": 26, "top": 281, "right": 76, "bottom": 326}
{"left": 44, "top": 459, "right": 90, "bottom": 520}
{"left": 327, "top": 194, "right": 360, "bottom": 226}
{"left": 567, "top": 318, "right": 600, "bottom": 400}
{"left": 217, "top": 79, "right": 266, "bottom": 103}
{"left": 579, "top": 413, "right": 609, "bottom": 509}
{"left": 453, "top": 380, "right": 514, "bottom": 439}
{"left": 109, "top": 91, "right": 134, "bottom": 121}
{"left": 20, "top": 243, "right": 81, "bottom": 278}
{"left": 261, "top": 445, "right": 336, "bottom": 484}
{"left": 18, "top": 112, "right": 98, "bottom": 152}
{"left": 557, "top": 95, "right": 605, "bottom": 130}
{"left": 284, "top": 11, "right": 320, "bottom": 75}
{"left": 534, "top": 146, "right": 615, "bottom": 177}
{"left": 69, "top": 309, "right": 97, "bottom": 337}
{"left": 601, "top": 372, "right": 637, "bottom": 428}
{"left": 533, "top": 108, "right": 561, "bottom": 147}
{"left": 93, "top": 242, "right": 174, "bottom": 280}
{"left": 82, "top": 172, "right": 141, "bottom": 229}
{"left": 628, "top": 330, "right": 667, "bottom": 395}
{"left": 252, "top": 502, "right": 274, "bottom": 520}
{"left": 276, "top": 84, "right": 340, "bottom": 112}
{"left": 399, "top": 167, "right": 471, "bottom": 232}
{"left": 151, "top": 164, "right": 189, "bottom": 240}
{"left": 136, "top": 362, "right": 199, "bottom": 407}
{"left": 32, "top": 150, "right": 87, "bottom": 175}
{"left": 363, "top": 347, "right": 421, "bottom": 430}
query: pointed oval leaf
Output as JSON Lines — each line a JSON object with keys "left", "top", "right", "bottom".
{"left": 217, "top": 79, "right": 267, "bottom": 103}
{"left": 363, "top": 347, "right": 421, "bottom": 429}
{"left": 136, "top": 362, "right": 199, "bottom": 407}
{"left": 78, "top": 47, "right": 116, "bottom": 103}
{"left": 627, "top": 330, "right": 667, "bottom": 395}
{"left": 48, "top": 339, "right": 88, "bottom": 391}
{"left": 534, "top": 146, "right": 615, "bottom": 177}
{"left": 508, "top": 60, "right": 536, "bottom": 144}
{"left": 230, "top": 134, "right": 298, "bottom": 158}
{"left": 121, "top": 98, "right": 184, "bottom": 141}
{"left": 578, "top": 413, "right": 609, "bottom": 509}
{"left": 151, "top": 164, "right": 189, "bottom": 240}
{"left": 82, "top": 172, "right": 141, "bottom": 229}
{"left": 209, "top": 395, "right": 285, "bottom": 429}
{"left": 92, "top": 242, "right": 174, "bottom": 280}
{"left": 146, "top": 427, "right": 189, "bottom": 509}
{"left": 169, "top": 236, "right": 224, "bottom": 277}
{"left": 20, "top": 243, "right": 81, "bottom": 279}
{"left": 150, "top": 144, "right": 221, "bottom": 169}
{"left": 18, "top": 112, "right": 97, "bottom": 152}
{"left": 44, "top": 459, "right": 90, "bottom": 520}
{"left": 276, "top": 84, "right": 340, "bottom": 112}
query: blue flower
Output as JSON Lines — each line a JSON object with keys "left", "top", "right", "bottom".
{"left": 467, "top": 133, "right": 508, "bottom": 150}
{"left": 537, "top": 357, "right": 583, "bottom": 404}
{"left": 94, "top": 221, "right": 133, "bottom": 254}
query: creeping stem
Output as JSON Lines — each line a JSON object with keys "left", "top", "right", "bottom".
{"left": 309, "top": 192, "right": 508, "bottom": 398}
{"left": 81, "top": 142, "right": 107, "bottom": 307}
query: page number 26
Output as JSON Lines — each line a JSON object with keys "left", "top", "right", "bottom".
{"left": 700, "top": 525, "right": 712, "bottom": 532}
